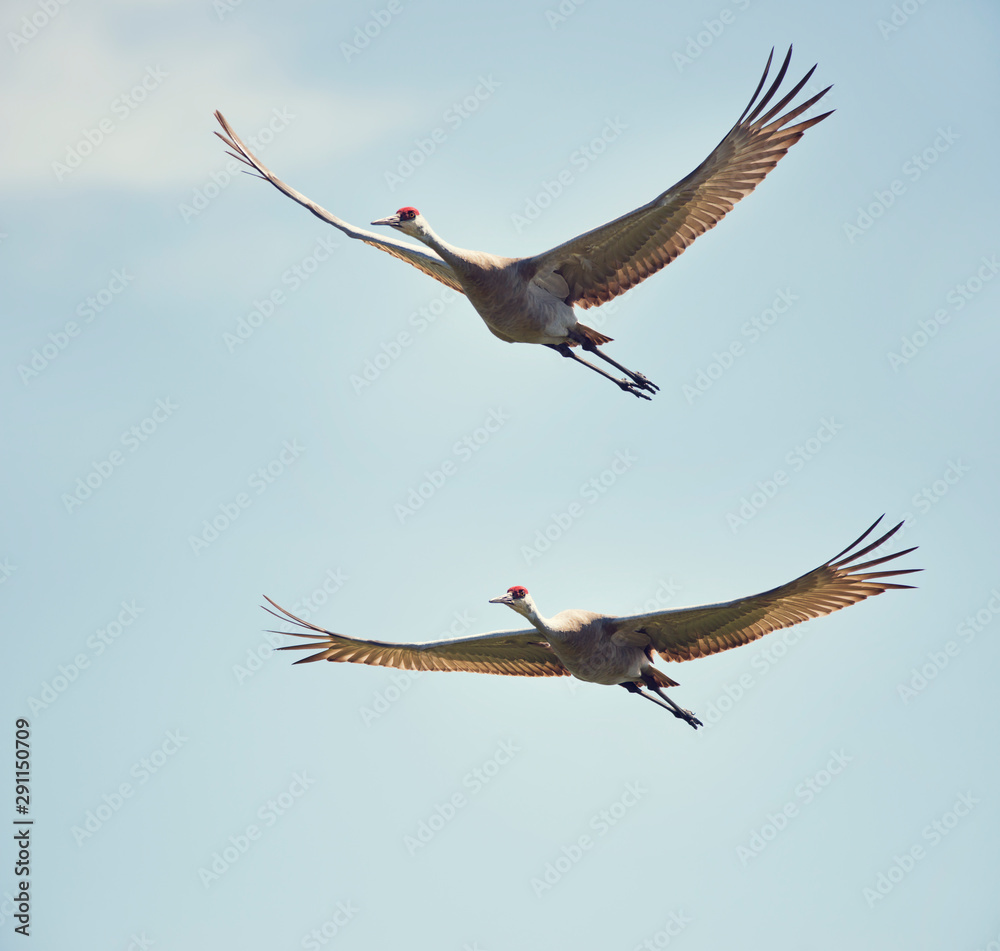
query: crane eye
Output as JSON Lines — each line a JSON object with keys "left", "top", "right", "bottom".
{"left": 509, "top": 586, "right": 527, "bottom": 599}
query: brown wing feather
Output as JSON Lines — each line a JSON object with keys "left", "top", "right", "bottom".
{"left": 525, "top": 47, "right": 832, "bottom": 309}
{"left": 263, "top": 597, "right": 570, "bottom": 677}
{"left": 611, "top": 518, "right": 919, "bottom": 663}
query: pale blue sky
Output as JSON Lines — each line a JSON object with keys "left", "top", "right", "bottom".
{"left": 2, "top": 1, "right": 999, "bottom": 948}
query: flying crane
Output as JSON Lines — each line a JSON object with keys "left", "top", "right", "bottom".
{"left": 265, "top": 517, "right": 916, "bottom": 729}
{"left": 215, "top": 47, "right": 831, "bottom": 399}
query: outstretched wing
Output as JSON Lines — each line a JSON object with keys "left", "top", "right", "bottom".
{"left": 264, "top": 597, "right": 569, "bottom": 677}
{"left": 214, "top": 111, "right": 466, "bottom": 294}
{"left": 524, "top": 47, "right": 832, "bottom": 309}
{"left": 611, "top": 518, "right": 919, "bottom": 662}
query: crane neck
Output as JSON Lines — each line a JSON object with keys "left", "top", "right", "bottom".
{"left": 519, "top": 598, "right": 555, "bottom": 637}
{"left": 415, "top": 227, "right": 470, "bottom": 266}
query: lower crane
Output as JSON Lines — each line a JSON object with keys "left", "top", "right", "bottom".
{"left": 266, "top": 517, "right": 918, "bottom": 729}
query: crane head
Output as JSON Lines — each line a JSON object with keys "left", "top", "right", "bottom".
{"left": 371, "top": 206, "right": 427, "bottom": 238}
{"left": 489, "top": 586, "right": 533, "bottom": 616}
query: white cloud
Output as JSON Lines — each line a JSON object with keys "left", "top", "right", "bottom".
{"left": 0, "top": 12, "right": 413, "bottom": 190}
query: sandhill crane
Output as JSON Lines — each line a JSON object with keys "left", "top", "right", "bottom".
{"left": 215, "top": 47, "right": 831, "bottom": 399}
{"left": 265, "top": 518, "right": 917, "bottom": 729}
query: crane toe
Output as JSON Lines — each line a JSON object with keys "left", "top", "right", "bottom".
{"left": 679, "top": 709, "right": 703, "bottom": 730}
{"left": 623, "top": 382, "right": 654, "bottom": 400}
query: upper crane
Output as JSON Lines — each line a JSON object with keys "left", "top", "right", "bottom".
{"left": 215, "top": 47, "right": 831, "bottom": 399}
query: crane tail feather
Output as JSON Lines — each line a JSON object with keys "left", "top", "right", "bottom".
{"left": 575, "top": 323, "right": 613, "bottom": 347}
{"left": 645, "top": 667, "right": 680, "bottom": 689}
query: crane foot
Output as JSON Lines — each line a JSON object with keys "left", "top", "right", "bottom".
{"left": 629, "top": 372, "right": 659, "bottom": 394}
{"left": 621, "top": 380, "right": 653, "bottom": 400}
{"left": 675, "top": 708, "right": 703, "bottom": 730}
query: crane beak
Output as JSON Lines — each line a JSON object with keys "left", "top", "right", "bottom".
{"left": 488, "top": 594, "right": 514, "bottom": 605}
{"left": 371, "top": 214, "right": 401, "bottom": 228}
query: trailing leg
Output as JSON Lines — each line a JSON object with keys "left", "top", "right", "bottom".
{"left": 621, "top": 681, "right": 701, "bottom": 729}
{"left": 569, "top": 332, "right": 659, "bottom": 395}
{"left": 641, "top": 674, "right": 703, "bottom": 729}
{"left": 547, "top": 344, "right": 653, "bottom": 400}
